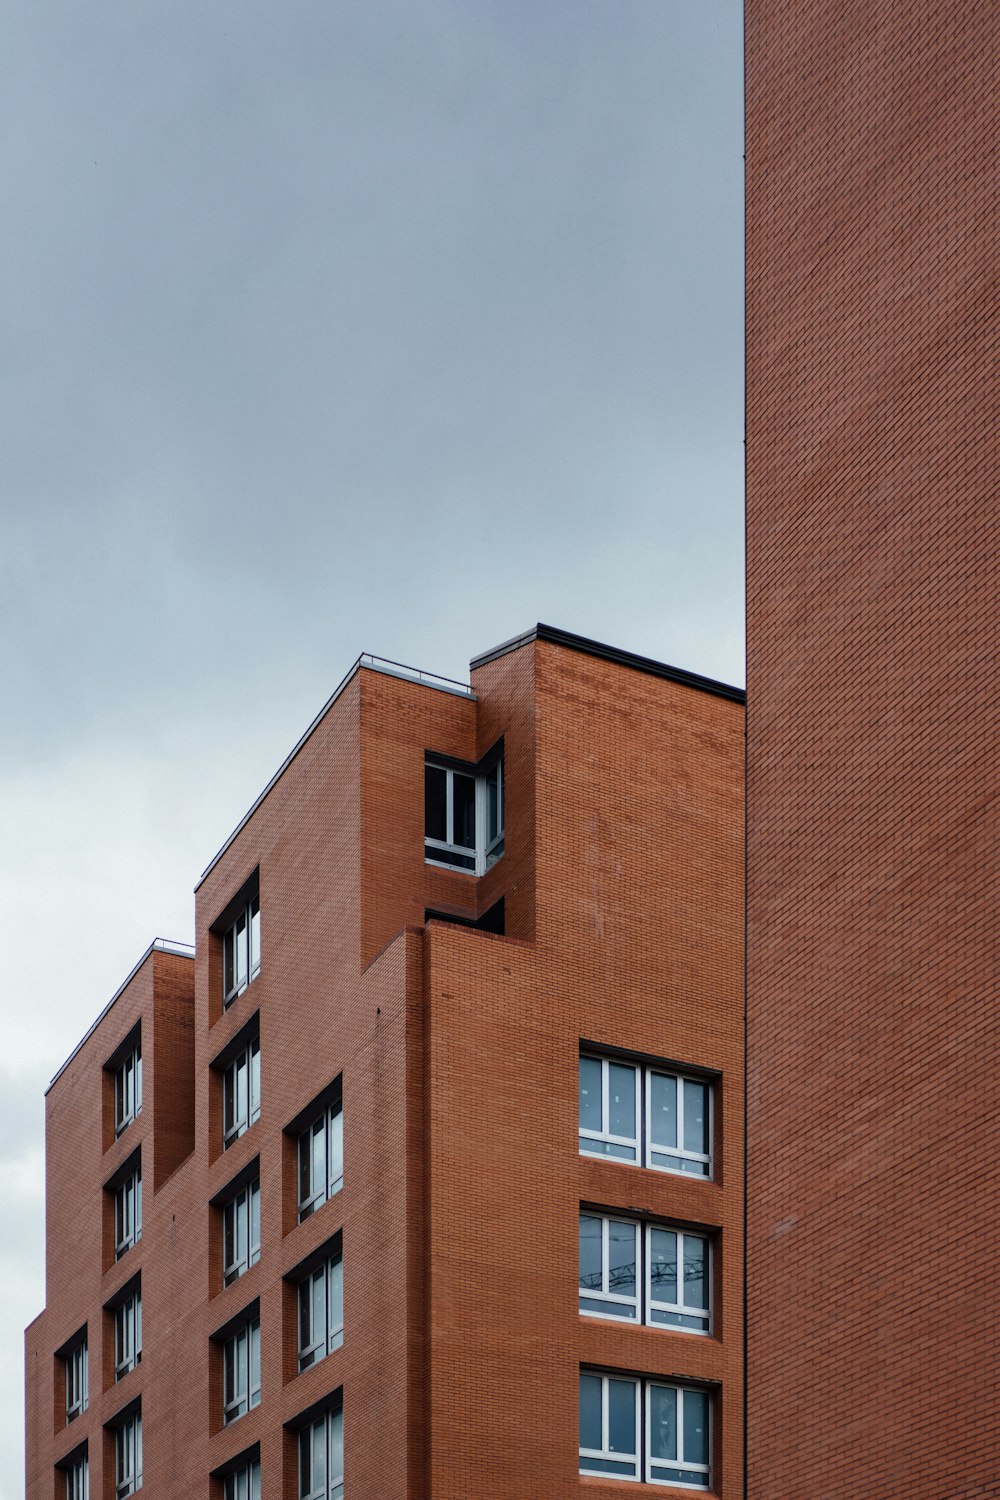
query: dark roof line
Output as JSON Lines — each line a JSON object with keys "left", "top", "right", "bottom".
{"left": 470, "top": 622, "right": 746, "bottom": 704}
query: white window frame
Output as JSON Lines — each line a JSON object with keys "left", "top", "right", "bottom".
{"left": 65, "top": 1338, "right": 88, "bottom": 1421}
{"left": 114, "top": 1044, "right": 142, "bottom": 1136}
{"left": 223, "top": 1179, "right": 261, "bottom": 1286}
{"left": 64, "top": 1453, "right": 89, "bottom": 1500}
{"left": 299, "top": 1408, "right": 344, "bottom": 1500}
{"left": 646, "top": 1227, "right": 711, "bottom": 1336}
{"left": 579, "top": 1371, "right": 640, "bottom": 1481}
{"left": 298, "top": 1250, "right": 344, "bottom": 1371}
{"left": 223, "top": 1039, "right": 261, "bottom": 1149}
{"left": 223, "top": 895, "right": 261, "bottom": 1006}
{"left": 114, "top": 1289, "right": 143, "bottom": 1378}
{"left": 297, "top": 1102, "right": 343, "bottom": 1222}
{"left": 223, "top": 1459, "right": 261, "bottom": 1500}
{"left": 424, "top": 756, "right": 505, "bottom": 876}
{"left": 114, "top": 1169, "right": 142, "bottom": 1259}
{"left": 115, "top": 1412, "right": 142, "bottom": 1499}
{"left": 645, "top": 1381, "right": 711, "bottom": 1490}
{"left": 578, "top": 1214, "right": 640, "bottom": 1321}
{"left": 578, "top": 1054, "right": 713, "bottom": 1179}
{"left": 578, "top": 1055, "right": 641, "bottom": 1162}
{"left": 223, "top": 1317, "right": 261, "bottom": 1425}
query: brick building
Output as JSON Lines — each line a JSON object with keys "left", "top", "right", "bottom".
{"left": 745, "top": 3, "right": 999, "bottom": 1496}
{"left": 25, "top": 624, "right": 745, "bottom": 1500}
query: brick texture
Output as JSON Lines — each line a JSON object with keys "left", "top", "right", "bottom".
{"left": 745, "top": 4, "right": 999, "bottom": 1495}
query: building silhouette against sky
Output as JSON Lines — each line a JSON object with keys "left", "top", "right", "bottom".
{"left": 26, "top": 626, "right": 744, "bottom": 1499}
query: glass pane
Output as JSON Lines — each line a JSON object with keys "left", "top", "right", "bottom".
{"left": 580, "top": 1296, "right": 635, "bottom": 1319}
{"left": 649, "top": 1071, "right": 678, "bottom": 1149}
{"left": 579, "top": 1374, "right": 602, "bottom": 1452}
{"left": 579, "top": 1216, "right": 603, "bottom": 1292}
{"left": 313, "top": 1119, "right": 326, "bottom": 1196}
{"left": 250, "top": 1460, "right": 261, "bottom": 1500}
{"left": 250, "top": 1043, "right": 260, "bottom": 1115}
{"left": 684, "top": 1390, "right": 709, "bottom": 1464}
{"left": 330, "top": 1409, "right": 344, "bottom": 1481}
{"left": 329, "top": 1107, "right": 343, "bottom": 1190}
{"left": 609, "top": 1221, "right": 637, "bottom": 1298}
{"left": 684, "top": 1079, "right": 709, "bottom": 1155}
{"left": 583, "top": 1457, "right": 637, "bottom": 1477}
{"left": 578, "top": 1057, "right": 602, "bottom": 1132}
{"left": 135, "top": 1050, "right": 142, "bottom": 1111}
{"left": 250, "top": 1322, "right": 260, "bottom": 1391}
{"left": 608, "top": 1379, "right": 636, "bottom": 1455}
{"left": 608, "top": 1063, "right": 636, "bottom": 1139}
{"left": 452, "top": 771, "right": 476, "bottom": 849}
{"left": 312, "top": 1421, "right": 326, "bottom": 1487}
{"left": 650, "top": 1228, "right": 678, "bottom": 1301}
{"left": 299, "top": 1132, "right": 312, "bottom": 1204}
{"left": 249, "top": 897, "right": 260, "bottom": 973}
{"left": 329, "top": 1256, "right": 343, "bottom": 1335}
{"left": 424, "top": 766, "right": 447, "bottom": 842}
{"left": 649, "top": 1384, "right": 678, "bottom": 1461}
{"left": 487, "top": 763, "right": 502, "bottom": 842}
{"left": 235, "top": 910, "right": 248, "bottom": 988}
{"left": 250, "top": 1184, "right": 260, "bottom": 1256}
{"left": 224, "top": 928, "right": 235, "bottom": 996}
{"left": 299, "top": 1429, "right": 312, "bottom": 1496}
{"left": 683, "top": 1236, "right": 707, "bottom": 1310}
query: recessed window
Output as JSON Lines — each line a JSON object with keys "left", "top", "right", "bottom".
{"left": 64, "top": 1336, "right": 88, "bottom": 1422}
{"left": 298, "top": 1096, "right": 343, "bottom": 1222}
{"left": 223, "top": 1179, "right": 261, "bottom": 1286}
{"left": 223, "top": 1039, "right": 261, "bottom": 1149}
{"left": 579, "top": 1054, "right": 712, "bottom": 1178}
{"left": 115, "top": 1042, "right": 142, "bottom": 1137}
{"left": 579, "top": 1372, "right": 710, "bottom": 1489}
{"left": 224, "top": 896, "right": 261, "bottom": 1007}
{"left": 299, "top": 1407, "right": 344, "bottom": 1500}
{"left": 63, "top": 1452, "right": 89, "bottom": 1500}
{"left": 223, "top": 1459, "right": 261, "bottom": 1500}
{"left": 424, "top": 749, "right": 504, "bottom": 875}
{"left": 114, "top": 1412, "right": 142, "bottom": 1498}
{"left": 114, "top": 1165, "right": 142, "bottom": 1260}
{"left": 115, "top": 1287, "right": 142, "bottom": 1379}
{"left": 298, "top": 1249, "right": 344, "bottom": 1371}
{"left": 223, "top": 1316, "right": 261, "bottom": 1424}
{"left": 579, "top": 1215, "right": 711, "bottom": 1334}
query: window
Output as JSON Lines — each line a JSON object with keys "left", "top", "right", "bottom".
{"left": 115, "top": 1042, "right": 142, "bottom": 1136}
{"left": 424, "top": 750, "right": 504, "bottom": 875}
{"left": 115, "top": 1412, "right": 142, "bottom": 1498}
{"left": 579, "top": 1216, "right": 710, "bottom": 1334}
{"left": 223, "top": 1460, "right": 261, "bottom": 1500}
{"left": 114, "top": 1166, "right": 142, "bottom": 1259}
{"left": 65, "top": 1337, "right": 88, "bottom": 1422}
{"left": 579, "top": 1373, "right": 710, "bottom": 1489}
{"left": 579, "top": 1055, "right": 712, "bottom": 1178}
{"left": 298, "top": 1098, "right": 343, "bottom": 1221}
{"left": 298, "top": 1249, "right": 344, "bottom": 1371}
{"left": 299, "top": 1407, "right": 344, "bottom": 1500}
{"left": 223, "top": 1039, "right": 260, "bottom": 1149}
{"left": 223, "top": 1179, "right": 261, "bottom": 1286}
{"left": 223, "top": 1317, "right": 261, "bottom": 1424}
{"left": 224, "top": 895, "right": 261, "bottom": 1006}
{"left": 64, "top": 1453, "right": 89, "bottom": 1500}
{"left": 114, "top": 1288, "right": 142, "bottom": 1378}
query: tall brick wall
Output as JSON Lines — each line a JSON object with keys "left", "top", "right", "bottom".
{"left": 745, "top": 4, "right": 999, "bottom": 1494}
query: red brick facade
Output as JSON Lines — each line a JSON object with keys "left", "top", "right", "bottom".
{"left": 746, "top": 4, "right": 999, "bottom": 1495}
{"left": 26, "top": 627, "right": 744, "bottom": 1500}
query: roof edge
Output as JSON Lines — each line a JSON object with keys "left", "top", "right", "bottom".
{"left": 46, "top": 938, "right": 195, "bottom": 1094}
{"left": 470, "top": 623, "right": 746, "bottom": 704}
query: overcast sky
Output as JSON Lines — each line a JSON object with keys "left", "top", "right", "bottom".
{"left": 1, "top": 3, "right": 743, "bottom": 1490}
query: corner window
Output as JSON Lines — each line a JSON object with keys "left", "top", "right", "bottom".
{"left": 579, "top": 1215, "right": 711, "bottom": 1335}
{"left": 579, "top": 1054, "right": 712, "bottom": 1178}
{"left": 224, "top": 1460, "right": 261, "bottom": 1500}
{"left": 298, "top": 1095, "right": 343, "bottom": 1222}
{"left": 64, "top": 1336, "right": 88, "bottom": 1422}
{"left": 424, "top": 748, "right": 504, "bottom": 875}
{"left": 223, "top": 1178, "right": 261, "bottom": 1286}
{"left": 114, "top": 1412, "right": 142, "bottom": 1498}
{"left": 224, "top": 895, "right": 261, "bottom": 1006}
{"left": 63, "top": 1453, "right": 89, "bottom": 1500}
{"left": 298, "top": 1247, "right": 344, "bottom": 1371}
{"left": 114, "top": 1287, "right": 142, "bottom": 1378}
{"left": 115, "top": 1042, "right": 142, "bottom": 1137}
{"left": 579, "top": 1373, "right": 710, "bottom": 1489}
{"left": 299, "top": 1407, "right": 344, "bottom": 1500}
{"left": 223, "top": 1039, "right": 261, "bottom": 1149}
{"left": 223, "top": 1316, "right": 261, "bottom": 1424}
{"left": 114, "top": 1164, "right": 142, "bottom": 1259}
